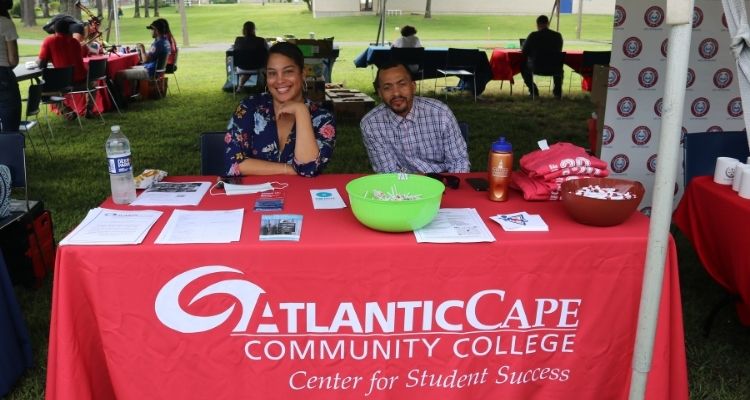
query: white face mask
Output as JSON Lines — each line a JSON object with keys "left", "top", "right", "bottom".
{"left": 223, "top": 182, "right": 288, "bottom": 195}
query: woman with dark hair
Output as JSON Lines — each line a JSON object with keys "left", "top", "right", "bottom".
{"left": 0, "top": 0, "right": 20, "bottom": 132}
{"left": 224, "top": 42, "right": 336, "bottom": 177}
{"left": 155, "top": 18, "right": 178, "bottom": 72}
{"left": 392, "top": 25, "right": 422, "bottom": 48}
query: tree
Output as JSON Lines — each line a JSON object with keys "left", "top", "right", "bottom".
{"left": 134, "top": 0, "right": 141, "bottom": 17}
{"left": 96, "top": 0, "right": 103, "bottom": 18}
{"left": 42, "top": 0, "right": 50, "bottom": 18}
{"left": 303, "top": 0, "right": 312, "bottom": 12}
{"left": 424, "top": 0, "right": 431, "bottom": 19}
{"left": 22, "top": 0, "right": 36, "bottom": 27}
{"left": 154, "top": 0, "right": 159, "bottom": 17}
{"left": 144, "top": 0, "right": 150, "bottom": 18}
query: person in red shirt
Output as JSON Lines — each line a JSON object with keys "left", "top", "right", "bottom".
{"left": 37, "top": 19, "right": 95, "bottom": 117}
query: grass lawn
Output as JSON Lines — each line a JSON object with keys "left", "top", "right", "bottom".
{"left": 5, "top": 4, "right": 750, "bottom": 399}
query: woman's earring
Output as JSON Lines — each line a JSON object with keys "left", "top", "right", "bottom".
{"left": 264, "top": 85, "right": 268, "bottom": 93}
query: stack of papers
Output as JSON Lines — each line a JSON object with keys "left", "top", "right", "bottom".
{"left": 310, "top": 189, "right": 347, "bottom": 209}
{"left": 414, "top": 208, "right": 495, "bottom": 243}
{"left": 490, "top": 212, "right": 549, "bottom": 232}
{"left": 60, "top": 208, "right": 162, "bottom": 245}
{"left": 130, "top": 182, "right": 211, "bottom": 206}
{"left": 155, "top": 209, "right": 244, "bottom": 244}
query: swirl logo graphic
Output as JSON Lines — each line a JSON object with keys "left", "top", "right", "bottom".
{"left": 693, "top": 7, "right": 704, "bottom": 28}
{"left": 623, "top": 37, "right": 643, "bottom": 58}
{"left": 654, "top": 98, "right": 663, "bottom": 117}
{"left": 647, "top": 154, "right": 658, "bottom": 173}
{"left": 707, "top": 125, "right": 723, "bottom": 133}
{"left": 727, "top": 97, "right": 743, "bottom": 118}
{"left": 614, "top": 6, "right": 626, "bottom": 27}
{"left": 617, "top": 97, "right": 637, "bottom": 117}
{"left": 686, "top": 68, "right": 695, "bottom": 88}
{"left": 602, "top": 125, "right": 614, "bottom": 146}
{"left": 713, "top": 68, "right": 733, "bottom": 89}
{"left": 638, "top": 67, "right": 658, "bottom": 88}
{"left": 632, "top": 126, "right": 652, "bottom": 146}
{"left": 610, "top": 154, "right": 630, "bottom": 174}
{"left": 644, "top": 6, "right": 664, "bottom": 28}
{"left": 699, "top": 38, "right": 718, "bottom": 59}
{"left": 608, "top": 66, "right": 621, "bottom": 87}
{"left": 691, "top": 97, "right": 710, "bottom": 117}
{"left": 155, "top": 266, "right": 265, "bottom": 334}
{"left": 660, "top": 39, "right": 669, "bottom": 58}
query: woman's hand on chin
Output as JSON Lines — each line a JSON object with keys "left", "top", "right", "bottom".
{"left": 275, "top": 101, "right": 309, "bottom": 120}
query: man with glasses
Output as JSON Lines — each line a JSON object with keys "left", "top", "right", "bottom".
{"left": 360, "top": 60, "right": 469, "bottom": 173}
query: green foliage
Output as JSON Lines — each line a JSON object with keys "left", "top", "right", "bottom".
{"left": 10, "top": 1, "right": 21, "bottom": 17}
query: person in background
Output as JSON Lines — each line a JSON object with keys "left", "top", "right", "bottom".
{"left": 392, "top": 25, "right": 422, "bottom": 48}
{"left": 155, "top": 18, "right": 178, "bottom": 73}
{"left": 114, "top": 19, "right": 171, "bottom": 101}
{"left": 224, "top": 42, "right": 336, "bottom": 177}
{"left": 360, "top": 60, "right": 469, "bottom": 173}
{"left": 233, "top": 20, "right": 269, "bottom": 90}
{"left": 0, "top": 0, "right": 20, "bottom": 132}
{"left": 70, "top": 22, "right": 101, "bottom": 56}
{"left": 521, "top": 15, "right": 564, "bottom": 99}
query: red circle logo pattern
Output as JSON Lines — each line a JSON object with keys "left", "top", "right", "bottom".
{"left": 638, "top": 67, "right": 658, "bottom": 88}
{"left": 611, "top": 154, "right": 630, "bottom": 173}
{"left": 727, "top": 97, "right": 743, "bottom": 118}
{"left": 699, "top": 38, "right": 719, "bottom": 59}
{"left": 623, "top": 37, "right": 643, "bottom": 58}
{"left": 647, "top": 154, "right": 658, "bottom": 173}
{"left": 713, "top": 68, "right": 733, "bottom": 89}
{"left": 654, "top": 98, "right": 663, "bottom": 117}
{"left": 693, "top": 7, "right": 704, "bottom": 28}
{"left": 722, "top": 13, "right": 728, "bottom": 29}
{"left": 632, "top": 126, "right": 652, "bottom": 146}
{"left": 617, "top": 97, "right": 637, "bottom": 117}
{"left": 661, "top": 39, "right": 668, "bottom": 58}
{"left": 608, "top": 66, "right": 621, "bottom": 87}
{"left": 614, "top": 6, "right": 626, "bottom": 27}
{"left": 644, "top": 6, "right": 665, "bottom": 28}
{"left": 707, "top": 126, "right": 723, "bottom": 133}
{"left": 602, "top": 126, "right": 614, "bottom": 145}
{"left": 691, "top": 97, "right": 711, "bottom": 117}
{"left": 686, "top": 68, "right": 695, "bottom": 88}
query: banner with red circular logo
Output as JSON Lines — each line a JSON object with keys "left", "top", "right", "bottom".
{"left": 601, "top": 0, "right": 745, "bottom": 209}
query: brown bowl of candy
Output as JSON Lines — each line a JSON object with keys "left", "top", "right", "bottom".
{"left": 560, "top": 178, "right": 645, "bottom": 227}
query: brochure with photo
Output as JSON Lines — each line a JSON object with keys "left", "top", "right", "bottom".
{"left": 259, "top": 214, "right": 303, "bottom": 241}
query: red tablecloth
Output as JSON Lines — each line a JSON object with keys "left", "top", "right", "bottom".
{"left": 489, "top": 49, "right": 589, "bottom": 90}
{"left": 63, "top": 52, "right": 139, "bottom": 115}
{"left": 46, "top": 174, "right": 687, "bottom": 400}
{"left": 673, "top": 176, "right": 750, "bottom": 325}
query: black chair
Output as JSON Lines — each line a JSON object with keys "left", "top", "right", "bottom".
{"left": 40, "top": 66, "right": 79, "bottom": 132}
{"left": 148, "top": 54, "right": 169, "bottom": 99}
{"left": 569, "top": 50, "right": 611, "bottom": 93}
{"left": 0, "top": 133, "right": 28, "bottom": 230}
{"left": 436, "top": 48, "right": 477, "bottom": 102}
{"left": 531, "top": 51, "right": 566, "bottom": 100}
{"left": 19, "top": 85, "right": 52, "bottom": 159}
{"left": 232, "top": 48, "right": 267, "bottom": 97}
{"left": 67, "top": 58, "right": 110, "bottom": 123}
{"left": 683, "top": 131, "right": 750, "bottom": 187}
{"left": 390, "top": 47, "right": 425, "bottom": 92}
{"left": 200, "top": 132, "right": 228, "bottom": 176}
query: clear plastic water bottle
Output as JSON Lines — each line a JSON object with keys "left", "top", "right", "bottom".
{"left": 106, "top": 125, "right": 136, "bottom": 204}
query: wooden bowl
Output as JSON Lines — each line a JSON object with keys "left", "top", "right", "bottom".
{"left": 560, "top": 178, "right": 645, "bottom": 227}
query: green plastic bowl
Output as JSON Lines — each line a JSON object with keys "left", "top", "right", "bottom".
{"left": 345, "top": 174, "right": 445, "bottom": 232}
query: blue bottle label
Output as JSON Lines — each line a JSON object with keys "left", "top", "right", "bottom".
{"left": 108, "top": 154, "right": 132, "bottom": 174}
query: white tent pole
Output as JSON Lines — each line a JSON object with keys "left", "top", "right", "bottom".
{"left": 113, "top": 0, "right": 120, "bottom": 45}
{"left": 628, "top": 0, "right": 694, "bottom": 399}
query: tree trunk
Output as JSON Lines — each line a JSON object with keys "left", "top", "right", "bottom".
{"left": 96, "top": 0, "right": 104, "bottom": 17}
{"left": 22, "top": 0, "right": 36, "bottom": 27}
{"left": 144, "top": 0, "right": 150, "bottom": 18}
{"left": 424, "top": 0, "right": 432, "bottom": 19}
{"left": 134, "top": 0, "right": 141, "bottom": 18}
{"left": 303, "top": 0, "right": 312, "bottom": 12}
{"left": 42, "top": 0, "right": 50, "bottom": 18}
{"left": 153, "top": 0, "right": 159, "bottom": 18}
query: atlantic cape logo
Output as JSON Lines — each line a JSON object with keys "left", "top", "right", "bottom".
{"left": 699, "top": 38, "right": 718, "bottom": 59}
{"left": 691, "top": 97, "right": 710, "bottom": 117}
{"left": 617, "top": 97, "right": 636, "bottom": 117}
{"left": 707, "top": 126, "right": 723, "bottom": 133}
{"left": 692, "top": 7, "right": 704, "bottom": 28}
{"left": 608, "top": 67, "right": 621, "bottom": 87}
{"left": 602, "top": 126, "right": 614, "bottom": 146}
{"left": 623, "top": 37, "right": 643, "bottom": 58}
{"left": 614, "top": 5, "right": 626, "bottom": 27}
{"left": 653, "top": 98, "right": 663, "bottom": 117}
{"left": 632, "top": 126, "right": 652, "bottom": 146}
{"left": 661, "top": 39, "right": 668, "bottom": 58}
{"left": 638, "top": 67, "right": 658, "bottom": 88}
{"left": 727, "top": 97, "right": 743, "bottom": 118}
{"left": 647, "top": 154, "right": 658, "bottom": 173}
{"left": 686, "top": 68, "right": 695, "bottom": 88}
{"left": 713, "top": 68, "right": 733, "bottom": 89}
{"left": 610, "top": 154, "right": 630, "bottom": 173}
{"left": 644, "top": 6, "right": 664, "bottom": 28}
